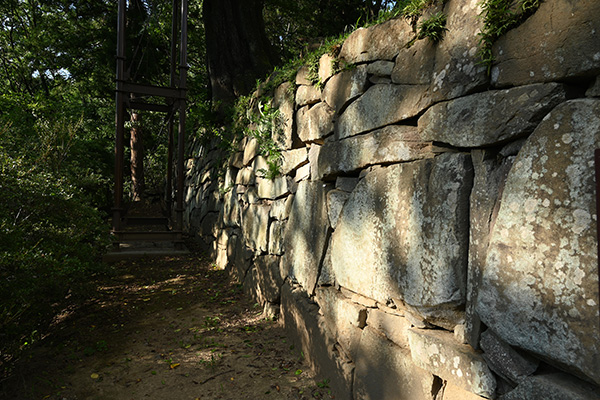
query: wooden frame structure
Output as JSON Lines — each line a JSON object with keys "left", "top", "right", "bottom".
{"left": 112, "top": 0, "right": 188, "bottom": 240}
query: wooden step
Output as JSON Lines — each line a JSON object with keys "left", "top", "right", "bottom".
{"left": 114, "top": 230, "right": 183, "bottom": 242}
{"left": 123, "top": 216, "right": 169, "bottom": 226}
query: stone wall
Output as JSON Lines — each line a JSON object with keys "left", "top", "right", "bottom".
{"left": 183, "top": 0, "right": 600, "bottom": 398}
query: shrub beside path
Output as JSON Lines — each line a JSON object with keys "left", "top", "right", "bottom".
{"left": 1, "top": 247, "right": 335, "bottom": 399}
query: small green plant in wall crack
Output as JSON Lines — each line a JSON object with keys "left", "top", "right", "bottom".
{"left": 478, "top": 0, "right": 543, "bottom": 74}
{"left": 246, "top": 101, "right": 284, "bottom": 180}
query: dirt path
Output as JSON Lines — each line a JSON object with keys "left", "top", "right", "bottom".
{"left": 1, "top": 251, "right": 335, "bottom": 400}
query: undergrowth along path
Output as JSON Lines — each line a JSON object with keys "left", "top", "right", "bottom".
{"left": 1, "top": 249, "right": 335, "bottom": 400}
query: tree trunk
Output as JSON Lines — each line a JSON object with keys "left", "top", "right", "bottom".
{"left": 203, "top": 0, "right": 278, "bottom": 105}
{"left": 130, "top": 112, "right": 145, "bottom": 201}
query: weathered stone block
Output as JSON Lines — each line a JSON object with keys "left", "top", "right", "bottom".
{"left": 281, "top": 181, "right": 331, "bottom": 294}
{"left": 440, "top": 382, "right": 489, "bottom": 400}
{"left": 281, "top": 283, "right": 354, "bottom": 400}
{"left": 243, "top": 137, "right": 259, "bottom": 166}
{"left": 272, "top": 82, "right": 295, "bottom": 150}
{"left": 296, "top": 85, "right": 322, "bottom": 107}
{"left": 366, "top": 308, "right": 411, "bottom": 349}
{"left": 336, "top": 84, "right": 433, "bottom": 140}
{"left": 256, "top": 175, "right": 289, "bottom": 200}
{"left": 268, "top": 220, "right": 284, "bottom": 256}
{"left": 315, "top": 287, "right": 366, "bottom": 360}
{"left": 335, "top": 177, "right": 359, "bottom": 193}
{"left": 280, "top": 148, "right": 308, "bottom": 175}
{"left": 226, "top": 234, "right": 253, "bottom": 283}
{"left": 492, "top": 0, "right": 600, "bottom": 87}
{"left": 500, "top": 373, "right": 600, "bottom": 400}
{"left": 317, "top": 125, "right": 436, "bottom": 180}
{"left": 476, "top": 99, "right": 600, "bottom": 385}
{"left": 241, "top": 203, "right": 270, "bottom": 253}
{"left": 354, "top": 326, "right": 436, "bottom": 400}
{"left": 429, "top": 0, "right": 488, "bottom": 100}
{"left": 466, "top": 147, "right": 519, "bottom": 347}
{"left": 392, "top": 38, "right": 436, "bottom": 85}
{"left": 418, "top": 83, "right": 568, "bottom": 147}
{"left": 270, "top": 196, "right": 293, "bottom": 220}
{"left": 587, "top": 76, "right": 600, "bottom": 97}
{"left": 340, "top": 18, "right": 413, "bottom": 64}
{"left": 331, "top": 154, "right": 473, "bottom": 325}
{"left": 319, "top": 53, "right": 336, "bottom": 84}
{"left": 367, "top": 60, "right": 395, "bottom": 77}
{"left": 408, "top": 328, "right": 496, "bottom": 398}
{"left": 479, "top": 329, "right": 539, "bottom": 384}
{"left": 297, "top": 103, "right": 335, "bottom": 143}
{"left": 322, "top": 65, "right": 368, "bottom": 113}
{"left": 243, "top": 255, "right": 283, "bottom": 304}
{"left": 327, "top": 189, "right": 349, "bottom": 229}
{"left": 296, "top": 65, "right": 312, "bottom": 86}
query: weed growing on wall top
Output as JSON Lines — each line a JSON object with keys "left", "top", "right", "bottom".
{"left": 478, "top": 0, "right": 542, "bottom": 74}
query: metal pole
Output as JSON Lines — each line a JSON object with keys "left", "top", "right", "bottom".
{"left": 113, "top": 0, "right": 127, "bottom": 235}
{"left": 166, "top": 0, "right": 178, "bottom": 222}
{"left": 175, "top": 0, "right": 188, "bottom": 232}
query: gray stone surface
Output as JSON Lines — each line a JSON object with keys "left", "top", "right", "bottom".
{"left": 220, "top": 189, "right": 240, "bottom": 228}
{"left": 272, "top": 82, "right": 295, "bottom": 150}
{"left": 318, "top": 53, "right": 336, "bottom": 84}
{"left": 336, "top": 84, "right": 433, "bottom": 140}
{"left": 268, "top": 220, "right": 284, "bottom": 256}
{"left": 281, "top": 181, "right": 331, "bottom": 295}
{"left": 587, "top": 76, "right": 600, "bottom": 97}
{"left": 270, "top": 196, "right": 293, "bottom": 220}
{"left": 280, "top": 148, "right": 308, "bottom": 175}
{"left": 243, "top": 137, "right": 259, "bottom": 166}
{"left": 322, "top": 65, "right": 368, "bottom": 113}
{"left": 476, "top": 99, "right": 600, "bottom": 385}
{"left": 429, "top": 0, "right": 488, "bottom": 101}
{"left": 392, "top": 38, "right": 436, "bottom": 85}
{"left": 340, "top": 18, "right": 413, "bottom": 64}
{"left": 335, "top": 177, "right": 359, "bottom": 193}
{"left": 256, "top": 175, "right": 289, "bottom": 199}
{"left": 281, "top": 283, "right": 354, "bottom": 400}
{"left": 243, "top": 255, "right": 283, "bottom": 304}
{"left": 227, "top": 234, "right": 253, "bottom": 283}
{"left": 492, "top": 0, "right": 600, "bottom": 87}
{"left": 418, "top": 83, "right": 568, "bottom": 147}
{"left": 241, "top": 203, "right": 270, "bottom": 253}
{"left": 466, "top": 148, "right": 518, "bottom": 348}
{"left": 354, "top": 327, "right": 436, "bottom": 400}
{"left": 440, "top": 383, "right": 488, "bottom": 400}
{"left": 327, "top": 189, "right": 349, "bottom": 229}
{"left": 317, "top": 125, "right": 436, "bottom": 180}
{"left": 297, "top": 103, "right": 335, "bottom": 143}
{"left": 480, "top": 329, "right": 539, "bottom": 384}
{"left": 315, "top": 287, "right": 366, "bottom": 360}
{"left": 331, "top": 154, "right": 473, "bottom": 323}
{"left": 295, "top": 85, "right": 322, "bottom": 107}
{"left": 408, "top": 328, "right": 496, "bottom": 398}
{"left": 366, "top": 308, "right": 411, "bottom": 349}
{"left": 501, "top": 373, "right": 600, "bottom": 400}
{"left": 367, "top": 60, "right": 394, "bottom": 77}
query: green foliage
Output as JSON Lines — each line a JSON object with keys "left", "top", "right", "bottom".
{"left": 246, "top": 102, "right": 284, "bottom": 180}
{"left": 0, "top": 152, "right": 111, "bottom": 369}
{"left": 478, "top": 0, "right": 542, "bottom": 74}
{"left": 417, "top": 12, "right": 447, "bottom": 42}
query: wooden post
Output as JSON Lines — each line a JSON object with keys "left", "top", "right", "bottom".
{"left": 113, "top": 0, "right": 127, "bottom": 235}
{"left": 175, "top": 0, "right": 188, "bottom": 233}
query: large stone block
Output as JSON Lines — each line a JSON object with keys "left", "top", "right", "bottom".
{"left": 243, "top": 255, "right": 283, "bottom": 304}
{"left": 281, "top": 283, "right": 354, "bottom": 400}
{"left": 241, "top": 203, "right": 270, "bottom": 253}
{"left": 297, "top": 102, "right": 335, "bottom": 143}
{"left": 295, "top": 85, "right": 322, "bottom": 107}
{"left": 315, "top": 287, "right": 366, "bottom": 360}
{"left": 317, "top": 125, "right": 436, "bottom": 180}
{"left": 340, "top": 18, "right": 413, "bottom": 64}
{"left": 272, "top": 82, "right": 295, "bottom": 150}
{"left": 492, "top": 0, "right": 600, "bottom": 87}
{"left": 280, "top": 148, "right": 308, "bottom": 175}
{"left": 408, "top": 328, "right": 496, "bottom": 398}
{"left": 220, "top": 189, "right": 241, "bottom": 228}
{"left": 418, "top": 83, "right": 568, "bottom": 147}
{"left": 256, "top": 175, "right": 289, "bottom": 200}
{"left": 466, "top": 147, "right": 520, "bottom": 347}
{"left": 322, "top": 65, "right": 368, "bottom": 113}
{"left": 226, "top": 234, "right": 253, "bottom": 283}
{"left": 476, "top": 99, "right": 600, "bottom": 385}
{"left": 336, "top": 84, "right": 433, "bottom": 140}
{"left": 281, "top": 181, "right": 331, "bottom": 294}
{"left": 366, "top": 308, "right": 412, "bottom": 349}
{"left": 331, "top": 154, "right": 473, "bottom": 325}
{"left": 354, "top": 326, "right": 436, "bottom": 400}
{"left": 500, "top": 373, "right": 600, "bottom": 400}
{"left": 479, "top": 329, "right": 539, "bottom": 384}
{"left": 327, "top": 189, "right": 349, "bottom": 229}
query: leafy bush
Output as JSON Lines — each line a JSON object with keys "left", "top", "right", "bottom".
{"left": 0, "top": 151, "right": 110, "bottom": 372}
